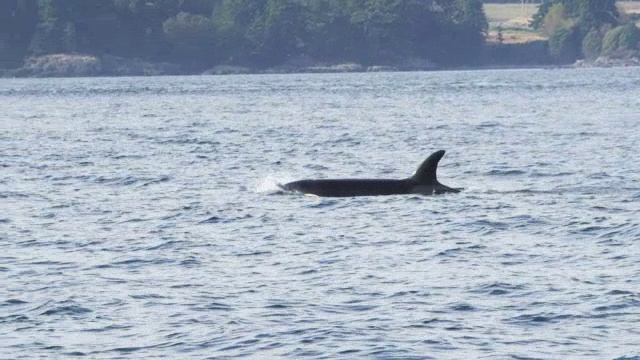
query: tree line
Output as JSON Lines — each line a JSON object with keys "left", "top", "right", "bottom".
{"left": 531, "top": 0, "right": 639, "bottom": 62}
{"left": 1, "top": 0, "right": 489, "bottom": 70}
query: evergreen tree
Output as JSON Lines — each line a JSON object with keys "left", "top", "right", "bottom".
{"left": 4, "top": 0, "right": 491, "bottom": 70}
{"left": 531, "top": 0, "right": 623, "bottom": 63}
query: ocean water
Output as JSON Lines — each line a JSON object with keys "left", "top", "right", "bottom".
{"left": 1, "top": 69, "right": 639, "bottom": 359}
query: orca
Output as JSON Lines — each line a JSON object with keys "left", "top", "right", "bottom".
{"left": 281, "top": 150, "right": 461, "bottom": 197}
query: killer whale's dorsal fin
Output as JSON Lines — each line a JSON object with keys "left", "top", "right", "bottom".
{"left": 411, "top": 150, "right": 446, "bottom": 184}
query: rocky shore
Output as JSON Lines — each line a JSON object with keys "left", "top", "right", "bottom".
{"left": 574, "top": 56, "right": 640, "bottom": 68}
{"left": 2, "top": 51, "right": 638, "bottom": 79}
{"left": 2, "top": 54, "right": 183, "bottom": 78}
{"left": 1, "top": 53, "right": 440, "bottom": 78}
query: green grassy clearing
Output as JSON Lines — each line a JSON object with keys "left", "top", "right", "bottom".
{"left": 484, "top": 1, "right": 640, "bottom": 44}
{"left": 484, "top": 3, "right": 541, "bottom": 43}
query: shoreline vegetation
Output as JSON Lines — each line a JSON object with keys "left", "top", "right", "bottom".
{"left": 1, "top": 1, "right": 639, "bottom": 78}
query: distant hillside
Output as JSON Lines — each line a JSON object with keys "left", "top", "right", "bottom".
{"left": 1, "top": 0, "right": 488, "bottom": 72}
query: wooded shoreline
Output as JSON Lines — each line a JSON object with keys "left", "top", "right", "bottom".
{"left": 2, "top": 1, "right": 638, "bottom": 78}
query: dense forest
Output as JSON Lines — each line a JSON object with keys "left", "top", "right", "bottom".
{"left": 2, "top": 0, "right": 638, "bottom": 76}
{"left": 0, "top": 0, "right": 489, "bottom": 71}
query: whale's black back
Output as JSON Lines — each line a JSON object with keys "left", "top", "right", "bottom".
{"left": 283, "top": 179, "right": 412, "bottom": 197}
{"left": 281, "top": 150, "right": 459, "bottom": 197}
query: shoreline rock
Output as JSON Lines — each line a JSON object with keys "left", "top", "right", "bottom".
{"left": 12, "top": 54, "right": 102, "bottom": 77}
{"left": 367, "top": 65, "right": 398, "bottom": 72}
{"left": 4, "top": 51, "right": 639, "bottom": 79}
{"left": 306, "top": 63, "right": 364, "bottom": 73}
{"left": 202, "top": 65, "right": 252, "bottom": 75}
{"left": 2, "top": 53, "right": 183, "bottom": 78}
{"left": 574, "top": 56, "right": 640, "bottom": 68}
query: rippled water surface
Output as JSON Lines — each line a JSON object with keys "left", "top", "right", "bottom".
{"left": 1, "top": 69, "right": 640, "bottom": 359}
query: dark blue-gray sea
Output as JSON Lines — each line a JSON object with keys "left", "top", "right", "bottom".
{"left": 1, "top": 68, "right": 639, "bottom": 359}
